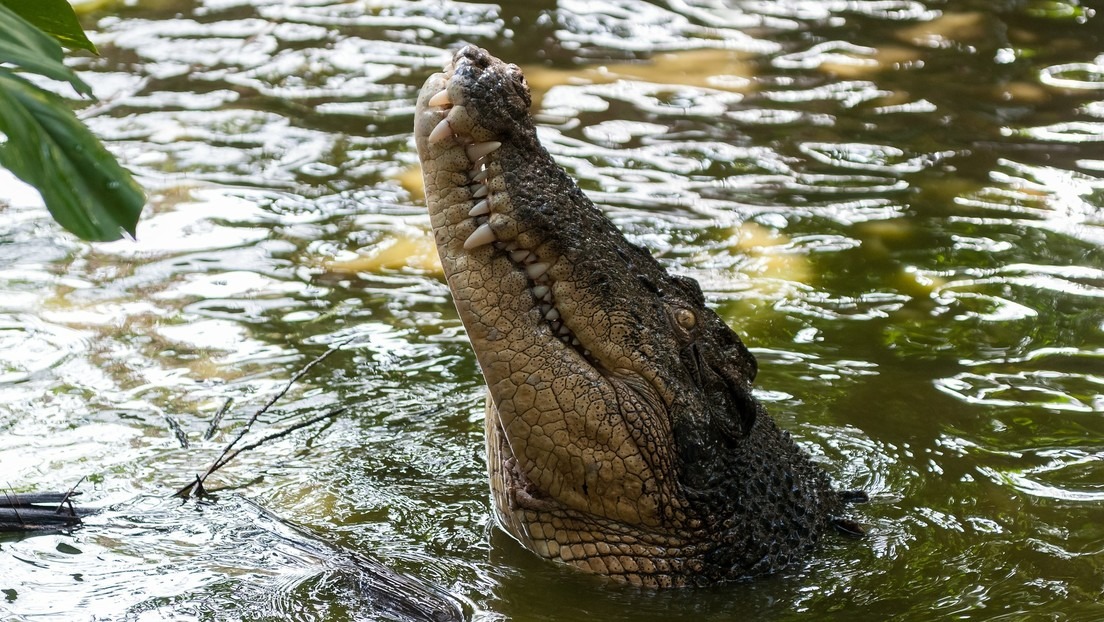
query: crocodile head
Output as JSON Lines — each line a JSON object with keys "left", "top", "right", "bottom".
{"left": 414, "top": 46, "right": 849, "bottom": 587}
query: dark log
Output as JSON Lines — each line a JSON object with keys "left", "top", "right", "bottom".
{"left": 0, "top": 491, "right": 90, "bottom": 532}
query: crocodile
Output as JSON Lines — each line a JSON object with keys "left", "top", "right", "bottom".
{"left": 414, "top": 46, "right": 862, "bottom": 588}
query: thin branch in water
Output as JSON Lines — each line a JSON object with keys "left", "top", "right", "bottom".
{"left": 4, "top": 485, "right": 24, "bottom": 528}
{"left": 55, "top": 475, "right": 86, "bottom": 515}
{"left": 212, "top": 408, "right": 346, "bottom": 474}
{"left": 189, "top": 474, "right": 207, "bottom": 499}
{"left": 165, "top": 415, "right": 189, "bottom": 448}
{"left": 174, "top": 408, "right": 344, "bottom": 498}
{"left": 203, "top": 397, "right": 234, "bottom": 441}
{"left": 173, "top": 337, "right": 355, "bottom": 499}
{"left": 208, "top": 338, "right": 353, "bottom": 473}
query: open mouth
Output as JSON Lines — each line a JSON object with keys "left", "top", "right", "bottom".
{"left": 414, "top": 48, "right": 593, "bottom": 361}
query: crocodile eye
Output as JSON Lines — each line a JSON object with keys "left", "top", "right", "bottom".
{"left": 674, "top": 308, "right": 697, "bottom": 331}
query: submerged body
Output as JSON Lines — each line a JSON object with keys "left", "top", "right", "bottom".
{"left": 414, "top": 46, "right": 857, "bottom": 587}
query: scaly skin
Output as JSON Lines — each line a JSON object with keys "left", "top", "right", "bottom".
{"left": 414, "top": 46, "right": 855, "bottom": 587}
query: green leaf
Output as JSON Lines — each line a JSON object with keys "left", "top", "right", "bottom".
{"left": 0, "top": 70, "right": 144, "bottom": 241}
{"left": 0, "top": 0, "right": 96, "bottom": 53}
{"left": 0, "top": 3, "right": 91, "bottom": 96}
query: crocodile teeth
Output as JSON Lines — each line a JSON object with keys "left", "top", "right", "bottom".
{"left": 428, "top": 117, "right": 452, "bottom": 143}
{"left": 428, "top": 90, "right": 451, "bottom": 107}
{"left": 545, "top": 308, "right": 560, "bottom": 321}
{"left": 531, "top": 285, "right": 549, "bottom": 299}
{"left": 469, "top": 199, "right": 490, "bottom": 217}
{"left": 466, "top": 141, "right": 502, "bottom": 161}
{"left": 526, "top": 262, "right": 549, "bottom": 279}
{"left": 464, "top": 223, "right": 496, "bottom": 249}
{"left": 510, "top": 249, "right": 531, "bottom": 263}
{"left": 471, "top": 169, "right": 489, "bottom": 183}
{"left": 472, "top": 185, "right": 489, "bottom": 199}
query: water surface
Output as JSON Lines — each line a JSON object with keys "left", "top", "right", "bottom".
{"left": 1, "top": 0, "right": 1102, "bottom": 620}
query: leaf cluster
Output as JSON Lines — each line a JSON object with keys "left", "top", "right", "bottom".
{"left": 0, "top": 0, "right": 144, "bottom": 241}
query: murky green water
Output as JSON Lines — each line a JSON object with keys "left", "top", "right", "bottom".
{"left": 2, "top": 0, "right": 1103, "bottom": 620}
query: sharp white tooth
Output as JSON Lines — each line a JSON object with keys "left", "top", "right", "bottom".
{"left": 468, "top": 199, "right": 490, "bottom": 217}
{"left": 466, "top": 141, "right": 502, "bottom": 160}
{"left": 583, "top": 349, "right": 591, "bottom": 357}
{"left": 558, "top": 325, "right": 571, "bottom": 336}
{"left": 546, "top": 308, "right": 560, "bottom": 321}
{"left": 504, "top": 241, "right": 519, "bottom": 251}
{"left": 542, "top": 292, "right": 553, "bottom": 303}
{"left": 526, "top": 262, "right": 549, "bottom": 279}
{"left": 463, "top": 223, "right": 496, "bottom": 249}
{"left": 428, "top": 89, "right": 451, "bottom": 107}
{"left": 571, "top": 337, "right": 580, "bottom": 346}
{"left": 472, "top": 185, "right": 489, "bottom": 198}
{"left": 428, "top": 117, "right": 452, "bottom": 143}
{"left": 471, "top": 169, "right": 489, "bottom": 183}
{"left": 510, "top": 249, "right": 531, "bottom": 263}
{"left": 532, "top": 285, "right": 549, "bottom": 299}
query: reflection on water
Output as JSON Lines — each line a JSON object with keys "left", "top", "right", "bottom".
{"left": 2, "top": 0, "right": 1102, "bottom": 620}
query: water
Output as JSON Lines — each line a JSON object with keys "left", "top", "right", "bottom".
{"left": 1, "top": 0, "right": 1102, "bottom": 620}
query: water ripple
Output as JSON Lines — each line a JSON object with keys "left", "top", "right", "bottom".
{"left": 799, "top": 142, "right": 954, "bottom": 174}
{"left": 0, "top": 316, "right": 88, "bottom": 385}
{"left": 935, "top": 371, "right": 1103, "bottom": 413}
{"left": 1039, "top": 56, "right": 1104, "bottom": 91}
{"left": 979, "top": 450, "right": 1104, "bottom": 503}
